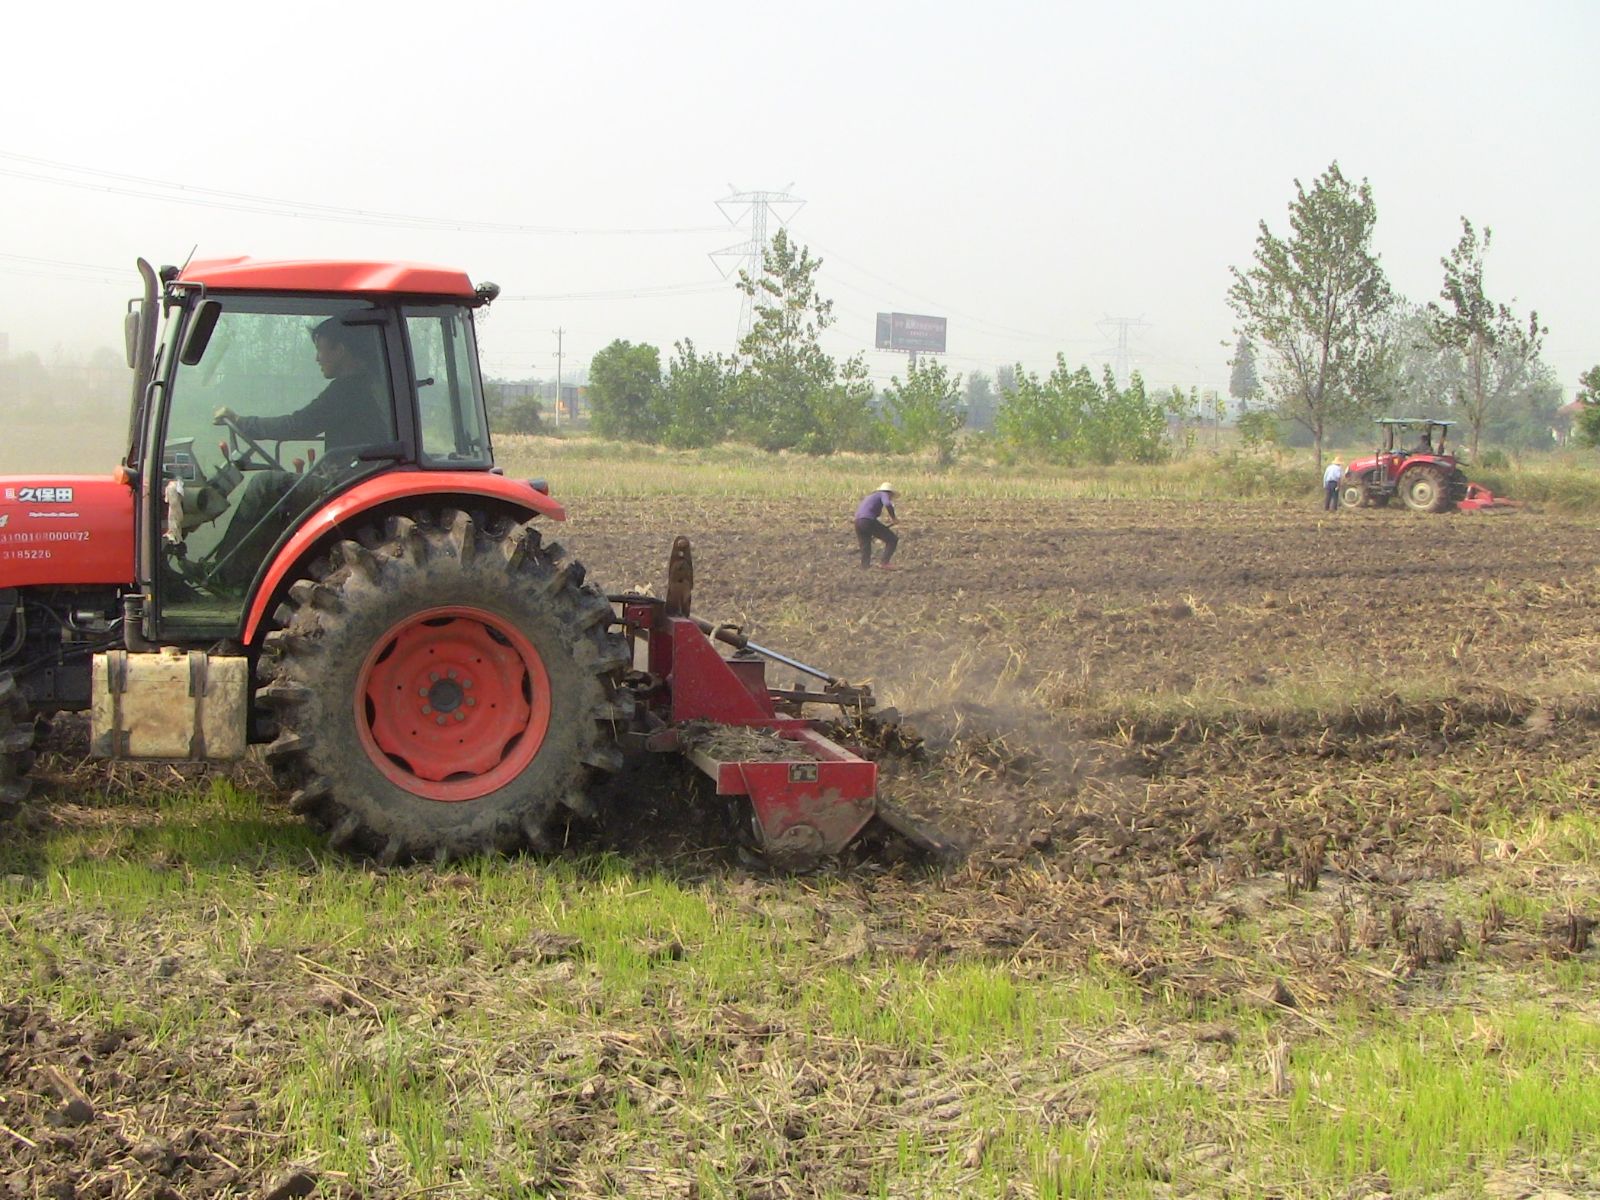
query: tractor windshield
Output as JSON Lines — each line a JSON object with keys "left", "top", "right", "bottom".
{"left": 153, "top": 297, "right": 400, "bottom": 632}
{"left": 405, "top": 305, "right": 491, "bottom": 469}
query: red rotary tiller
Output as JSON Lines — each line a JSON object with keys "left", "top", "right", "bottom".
{"left": 610, "top": 538, "right": 945, "bottom": 864}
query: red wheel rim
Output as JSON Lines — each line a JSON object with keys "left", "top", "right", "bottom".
{"left": 356, "top": 605, "right": 553, "bottom": 802}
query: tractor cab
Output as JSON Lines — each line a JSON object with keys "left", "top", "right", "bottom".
{"left": 1377, "top": 417, "right": 1454, "bottom": 460}
{"left": 125, "top": 258, "right": 501, "bottom": 641}
{"left": 1340, "top": 418, "right": 1469, "bottom": 513}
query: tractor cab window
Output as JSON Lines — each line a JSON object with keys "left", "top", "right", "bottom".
{"left": 406, "top": 307, "right": 491, "bottom": 469}
{"left": 153, "top": 298, "right": 398, "bottom": 632}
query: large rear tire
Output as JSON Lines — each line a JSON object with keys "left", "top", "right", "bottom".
{"left": 1401, "top": 466, "right": 1452, "bottom": 513}
{"left": 0, "top": 672, "right": 35, "bottom": 822}
{"left": 258, "top": 509, "right": 631, "bottom": 863}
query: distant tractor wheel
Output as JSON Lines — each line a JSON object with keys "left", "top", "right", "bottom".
{"left": 259, "top": 508, "right": 631, "bottom": 863}
{"left": 1339, "top": 479, "right": 1369, "bottom": 509}
{"left": 0, "top": 671, "right": 35, "bottom": 822}
{"left": 1401, "top": 466, "right": 1452, "bottom": 513}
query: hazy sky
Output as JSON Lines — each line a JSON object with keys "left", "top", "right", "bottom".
{"left": 3, "top": 0, "right": 1594, "bottom": 398}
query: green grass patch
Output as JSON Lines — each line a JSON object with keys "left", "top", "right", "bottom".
{"left": 5, "top": 820, "right": 1599, "bottom": 1197}
{"left": 1275, "top": 1007, "right": 1600, "bottom": 1192}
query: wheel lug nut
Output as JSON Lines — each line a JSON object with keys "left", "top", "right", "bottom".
{"left": 462, "top": 678, "right": 473, "bottom": 689}
{"left": 465, "top": 697, "right": 476, "bottom": 707}
{"left": 421, "top": 705, "right": 432, "bottom": 715}
{"left": 418, "top": 687, "right": 428, "bottom": 697}
{"left": 436, "top": 715, "right": 447, "bottom": 725}
{"left": 454, "top": 711, "right": 465, "bottom": 722}
{"left": 447, "top": 669, "right": 457, "bottom": 679}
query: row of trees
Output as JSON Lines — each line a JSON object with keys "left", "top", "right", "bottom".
{"left": 583, "top": 230, "right": 1184, "bottom": 465}
{"left": 1227, "top": 162, "right": 1554, "bottom": 465}
{"left": 1578, "top": 368, "right": 1600, "bottom": 447}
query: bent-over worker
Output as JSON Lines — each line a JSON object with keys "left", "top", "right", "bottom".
{"left": 854, "top": 482, "right": 899, "bottom": 569}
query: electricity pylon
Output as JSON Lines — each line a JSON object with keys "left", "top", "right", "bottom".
{"left": 1096, "top": 315, "right": 1151, "bottom": 387}
{"left": 710, "top": 185, "right": 804, "bottom": 343}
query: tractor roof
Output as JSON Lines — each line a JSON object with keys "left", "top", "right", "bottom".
{"left": 177, "top": 257, "right": 479, "bottom": 298}
{"left": 1374, "top": 417, "right": 1456, "bottom": 427}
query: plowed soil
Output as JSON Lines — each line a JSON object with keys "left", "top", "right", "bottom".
{"left": 565, "top": 494, "right": 1600, "bottom": 984}
{"left": 6, "top": 495, "right": 1600, "bottom": 1197}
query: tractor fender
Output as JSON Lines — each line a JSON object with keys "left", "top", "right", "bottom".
{"left": 242, "top": 471, "right": 565, "bottom": 644}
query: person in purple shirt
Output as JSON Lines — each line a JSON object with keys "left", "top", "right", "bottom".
{"left": 854, "top": 482, "right": 899, "bottom": 569}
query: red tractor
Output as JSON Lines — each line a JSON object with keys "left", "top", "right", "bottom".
{"left": 0, "top": 258, "right": 933, "bottom": 864}
{"left": 1339, "top": 418, "right": 1475, "bottom": 513}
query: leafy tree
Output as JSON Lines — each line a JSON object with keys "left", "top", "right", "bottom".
{"left": 805, "top": 354, "right": 883, "bottom": 455}
{"left": 656, "top": 339, "right": 734, "bottom": 448}
{"left": 733, "top": 229, "right": 839, "bottom": 451}
{"left": 485, "top": 381, "right": 546, "bottom": 435}
{"left": 1106, "top": 372, "right": 1184, "bottom": 464}
{"left": 1373, "top": 303, "right": 1458, "bottom": 419}
{"left": 964, "top": 371, "right": 997, "bottom": 432}
{"left": 1480, "top": 362, "right": 1561, "bottom": 451}
{"left": 884, "top": 357, "right": 965, "bottom": 464}
{"left": 995, "top": 358, "right": 1176, "bottom": 465}
{"left": 994, "top": 364, "right": 1017, "bottom": 401}
{"left": 1236, "top": 409, "right": 1279, "bottom": 450}
{"left": 587, "top": 340, "right": 662, "bottom": 442}
{"left": 1228, "top": 336, "right": 1260, "bottom": 407}
{"left": 1573, "top": 365, "right": 1600, "bottom": 448}
{"left": 996, "top": 357, "right": 1097, "bottom": 462}
{"left": 1227, "top": 161, "right": 1394, "bottom": 470}
{"left": 1426, "top": 218, "right": 1547, "bottom": 459}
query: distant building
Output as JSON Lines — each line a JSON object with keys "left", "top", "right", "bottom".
{"left": 559, "top": 384, "right": 587, "bottom": 420}
{"left": 496, "top": 381, "right": 544, "bottom": 401}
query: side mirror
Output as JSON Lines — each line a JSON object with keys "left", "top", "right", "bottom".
{"left": 124, "top": 308, "right": 141, "bottom": 369}
{"left": 179, "top": 300, "right": 223, "bottom": 366}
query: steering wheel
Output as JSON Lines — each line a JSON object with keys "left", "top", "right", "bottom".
{"left": 213, "top": 412, "right": 285, "bottom": 471}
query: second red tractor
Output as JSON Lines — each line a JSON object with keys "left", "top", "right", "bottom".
{"left": 1339, "top": 418, "right": 1473, "bottom": 513}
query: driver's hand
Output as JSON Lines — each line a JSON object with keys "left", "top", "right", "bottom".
{"left": 213, "top": 405, "right": 237, "bottom": 425}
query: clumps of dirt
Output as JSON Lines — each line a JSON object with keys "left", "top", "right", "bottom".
{"left": 0, "top": 1003, "right": 299, "bottom": 1199}
{"left": 813, "top": 681, "right": 1600, "bottom": 1012}
{"left": 579, "top": 753, "right": 738, "bottom": 868}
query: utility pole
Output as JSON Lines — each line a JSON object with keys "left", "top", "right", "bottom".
{"left": 552, "top": 327, "right": 564, "bottom": 426}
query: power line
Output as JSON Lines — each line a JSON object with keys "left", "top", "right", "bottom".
{"left": 0, "top": 252, "right": 126, "bottom": 285}
{"left": 499, "top": 282, "right": 728, "bottom": 302}
{"left": 0, "top": 149, "right": 728, "bottom": 236}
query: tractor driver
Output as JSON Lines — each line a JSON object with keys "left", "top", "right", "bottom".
{"left": 201, "top": 316, "right": 393, "bottom": 590}
{"left": 213, "top": 315, "right": 389, "bottom": 454}
{"left": 1412, "top": 428, "right": 1434, "bottom": 454}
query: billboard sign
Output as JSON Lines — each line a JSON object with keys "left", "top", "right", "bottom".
{"left": 874, "top": 312, "right": 947, "bottom": 354}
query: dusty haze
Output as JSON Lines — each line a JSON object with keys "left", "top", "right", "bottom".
{"left": 1, "top": 0, "right": 1594, "bottom": 477}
